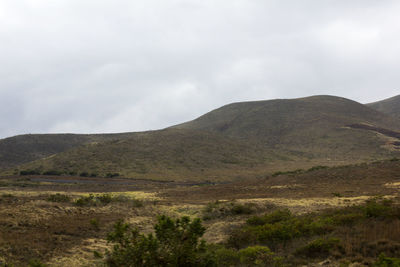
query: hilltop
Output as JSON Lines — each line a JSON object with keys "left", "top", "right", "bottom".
{"left": 5, "top": 95, "right": 400, "bottom": 181}
{"left": 367, "top": 94, "right": 400, "bottom": 118}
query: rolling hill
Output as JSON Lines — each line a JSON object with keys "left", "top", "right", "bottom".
{"left": 173, "top": 95, "right": 400, "bottom": 158}
{"left": 14, "top": 129, "right": 278, "bottom": 181}
{"left": 0, "top": 133, "right": 136, "bottom": 170}
{"left": 3, "top": 95, "right": 400, "bottom": 181}
{"left": 367, "top": 95, "right": 400, "bottom": 118}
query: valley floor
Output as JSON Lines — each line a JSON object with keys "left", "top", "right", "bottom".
{"left": 0, "top": 160, "right": 400, "bottom": 266}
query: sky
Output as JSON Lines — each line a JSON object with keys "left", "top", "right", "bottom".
{"left": 1, "top": 0, "right": 400, "bottom": 138}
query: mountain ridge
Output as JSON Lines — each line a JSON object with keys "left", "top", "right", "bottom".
{"left": 3, "top": 95, "right": 400, "bottom": 181}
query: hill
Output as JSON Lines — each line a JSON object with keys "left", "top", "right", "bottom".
{"left": 6, "top": 95, "right": 400, "bottom": 181}
{"left": 173, "top": 95, "right": 400, "bottom": 159}
{"left": 14, "top": 129, "right": 281, "bottom": 181}
{"left": 0, "top": 133, "right": 136, "bottom": 170}
{"left": 367, "top": 95, "right": 400, "bottom": 118}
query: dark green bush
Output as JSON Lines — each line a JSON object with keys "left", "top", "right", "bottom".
{"left": 106, "top": 173, "right": 120, "bottom": 178}
{"left": 373, "top": 253, "right": 400, "bottom": 267}
{"left": 79, "top": 172, "right": 89, "bottom": 177}
{"left": 363, "top": 198, "right": 394, "bottom": 218}
{"left": 43, "top": 170, "right": 63, "bottom": 176}
{"left": 75, "top": 194, "right": 95, "bottom": 206}
{"left": 20, "top": 170, "right": 41, "bottom": 175}
{"left": 295, "top": 238, "right": 342, "bottom": 258}
{"left": 75, "top": 194, "right": 143, "bottom": 207}
{"left": 238, "top": 246, "right": 275, "bottom": 266}
{"left": 47, "top": 193, "right": 70, "bottom": 203}
{"left": 105, "top": 216, "right": 213, "bottom": 267}
{"left": 203, "top": 201, "right": 255, "bottom": 220}
{"left": 307, "top": 165, "right": 328, "bottom": 172}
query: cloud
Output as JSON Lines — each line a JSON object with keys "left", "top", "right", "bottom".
{"left": 1, "top": 0, "right": 400, "bottom": 138}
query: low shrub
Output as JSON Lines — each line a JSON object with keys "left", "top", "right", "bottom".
{"left": 295, "top": 238, "right": 343, "bottom": 258}
{"left": 42, "top": 170, "right": 63, "bottom": 176}
{"left": 238, "top": 245, "right": 275, "bottom": 266}
{"left": 20, "top": 170, "right": 41, "bottom": 175}
{"left": 79, "top": 172, "right": 89, "bottom": 177}
{"left": 106, "top": 173, "right": 120, "bottom": 178}
{"left": 47, "top": 193, "right": 71, "bottom": 203}
{"left": 74, "top": 194, "right": 143, "bottom": 207}
{"left": 373, "top": 253, "right": 400, "bottom": 267}
{"left": 363, "top": 198, "right": 394, "bottom": 218}
{"left": 203, "top": 201, "right": 255, "bottom": 220}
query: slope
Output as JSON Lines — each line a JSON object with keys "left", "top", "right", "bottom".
{"left": 0, "top": 133, "right": 136, "bottom": 170}
{"left": 5, "top": 95, "right": 400, "bottom": 182}
{"left": 367, "top": 95, "right": 400, "bottom": 118}
{"left": 173, "top": 95, "right": 400, "bottom": 160}
{"left": 14, "top": 129, "right": 278, "bottom": 181}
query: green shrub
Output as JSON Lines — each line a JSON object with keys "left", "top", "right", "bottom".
{"left": 106, "top": 173, "right": 120, "bottom": 178}
{"left": 247, "top": 209, "right": 293, "bottom": 226}
{"left": 79, "top": 172, "right": 89, "bottom": 177}
{"left": 47, "top": 193, "right": 70, "bottom": 203}
{"left": 28, "top": 259, "right": 47, "bottom": 267}
{"left": 20, "top": 170, "right": 41, "bottom": 175}
{"left": 295, "top": 238, "right": 342, "bottom": 258}
{"left": 75, "top": 194, "right": 95, "bottom": 206}
{"left": 90, "top": 218, "right": 100, "bottom": 231}
{"left": 238, "top": 246, "right": 274, "bottom": 266}
{"left": 307, "top": 165, "right": 328, "bottom": 172}
{"left": 74, "top": 194, "right": 143, "bottom": 207}
{"left": 212, "top": 246, "right": 240, "bottom": 266}
{"left": 105, "top": 216, "right": 213, "bottom": 266}
{"left": 203, "top": 201, "right": 255, "bottom": 220}
{"left": 43, "top": 170, "right": 63, "bottom": 176}
{"left": 364, "top": 198, "right": 394, "bottom": 218}
{"left": 97, "top": 193, "right": 113, "bottom": 204}
{"left": 373, "top": 253, "right": 400, "bottom": 267}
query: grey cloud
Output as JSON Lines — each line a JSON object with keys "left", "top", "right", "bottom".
{"left": 1, "top": 0, "right": 400, "bottom": 138}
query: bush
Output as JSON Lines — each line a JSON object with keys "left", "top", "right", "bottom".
{"left": 79, "top": 172, "right": 89, "bottom": 177}
{"left": 106, "top": 173, "right": 120, "bottom": 178}
{"left": 43, "top": 170, "right": 63, "bottom": 176}
{"left": 373, "top": 253, "right": 400, "bottom": 267}
{"left": 363, "top": 198, "right": 394, "bottom": 218}
{"left": 74, "top": 194, "right": 143, "bottom": 207}
{"left": 20, "top": 170, "right": 41, "bottom": 175}
{"left": 105, "top": 216, "right": 213, "bottom": 266}
{"left": 203, "top": 201, "right": 255, "bottom": 220}
{"left": 90, "top": 218, "right": 100, "bottom": 231}
{"left": 47, "top": 193, "right": 70, "bottom": 203}
{"left": 295, "top": 238, "right": 342, "bottom": 258}
{"left": 238, "top": 246, "right": 274, "bottom": 266}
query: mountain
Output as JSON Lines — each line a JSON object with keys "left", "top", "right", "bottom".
{"left": 3, "top": 95, "right": 400, "bottom": 181}
{"left": 173, "top": 95, "right": 400, "bottom": 158}
{"left": 0, "top": 133, "right": 136, "bottom": 170}
{"left": 367, "top": 95, "right": 400, "bottom": 118}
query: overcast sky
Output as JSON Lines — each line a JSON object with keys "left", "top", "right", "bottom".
{"left": 1, "top": 0, "right": 400, "bottom": 138}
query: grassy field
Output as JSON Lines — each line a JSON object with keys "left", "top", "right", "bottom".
{"left": 1, "top": 159, "right": 400, "bottom": 266}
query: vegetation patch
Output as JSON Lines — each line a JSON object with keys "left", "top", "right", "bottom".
{"left": 74, "top": 193, "right": 143, "bottom": 207}
{"left": 202, "top": 201, "right": 256, "bottom": 220}
{"left": 46, "top": 193, "right": 71, "bottom": 203}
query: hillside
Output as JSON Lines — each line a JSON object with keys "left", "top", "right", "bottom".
{"left": 173, "top": 95, "right": 400, "bottom": 159}
{"left": 0, "top": 133, "right": 136, "bottom": 170}
{"left": 14, "top": 129, "right": 279, "bottom": 181}
{"left": 367, "top": 95, "right": 400, "bottom": 118}
{"left": 4, "top": 95, "right": 400, "bottom": 181}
